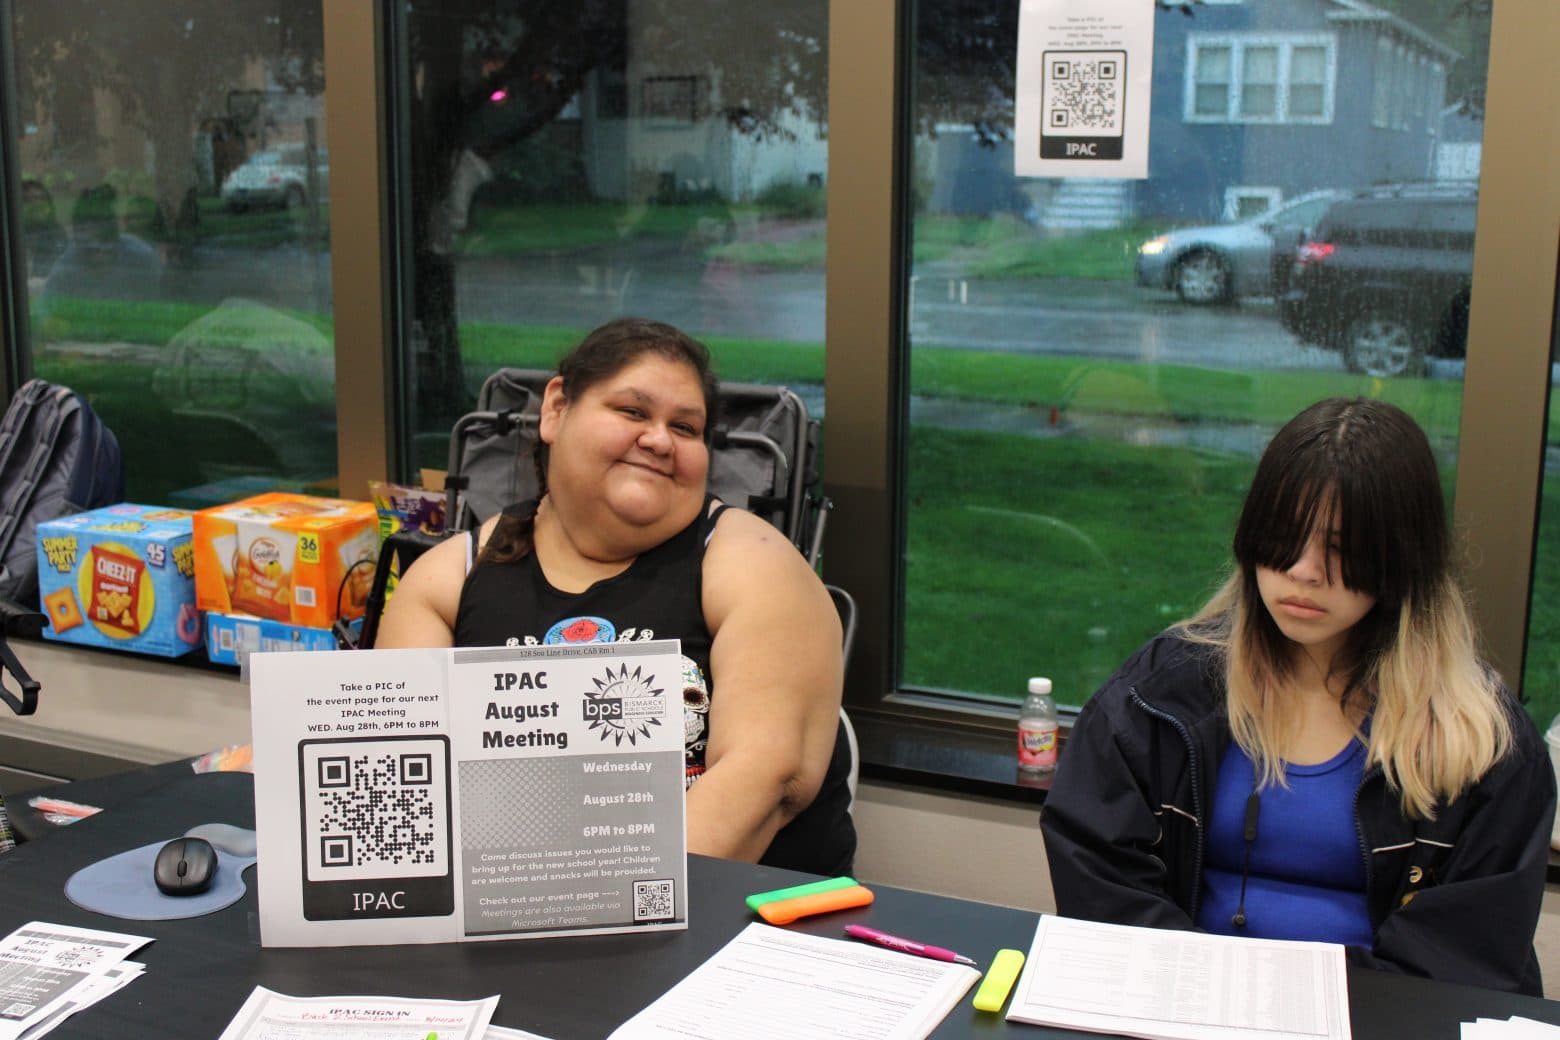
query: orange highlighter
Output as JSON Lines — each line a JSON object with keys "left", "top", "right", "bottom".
{"left": 757, "top": 884, "right": 874, "bottom": 925}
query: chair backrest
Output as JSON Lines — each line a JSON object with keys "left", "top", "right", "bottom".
{"left": 443, "top": 368, "right": 830, "bottom": 565}
{"left": 826, "top": 583, "right": 859, "bottom": 813}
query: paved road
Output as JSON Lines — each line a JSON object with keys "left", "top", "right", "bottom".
{"left": 33, "top": 238, "right": 1344, "bottom": 375}
{"left": 453, "top": 240, "right": 1336, "bottom": 371}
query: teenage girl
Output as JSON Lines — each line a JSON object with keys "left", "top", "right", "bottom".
{"left": 1041, "top": 397, "right": 1555, "bottom": 994}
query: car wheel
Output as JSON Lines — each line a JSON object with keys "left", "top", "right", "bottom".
{"left": 1344, "top": 312, "right": 1423, "bottom": 377}
{"left": 1173, "top": 251, "right": 1231, "bottom": 305}
{"left": 283, "top": 185, "right": 306, "bottom": 210}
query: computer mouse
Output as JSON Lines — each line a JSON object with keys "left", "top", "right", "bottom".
{"left": 153, "top": 836, "right": 218, "bottom": 896}
{"left": 184, "top": 822, "right": 257, "bottom": 858}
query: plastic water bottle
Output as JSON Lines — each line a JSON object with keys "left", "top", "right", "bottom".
{"left": 1017, "top": 677, "right": 1058, "bottom": 774}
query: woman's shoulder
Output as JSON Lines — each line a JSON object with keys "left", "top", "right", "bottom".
{"left": 700, "top": 503, "right": 833, "bottom": 623}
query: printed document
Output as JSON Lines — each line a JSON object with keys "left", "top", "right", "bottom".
{"left": 0, "top": 922, "right": 151, "bottom": 1040}
{"left": 217, "top": 987, "right": 500, "bottom": 1040}
{"left": 1007, "top": 915, "right": 1351, "bottom": 1040}
{"left": 250, "top": 642, "right": 687, "bottom": 948}
{"left": 1462, "top": 1019, "right": 1560, "bottom": 1039}
{"left": 17, "top": 963, "right": 143, "bottom": 1040}
{"left": 608, "top": 922, "right": 980, "bottom": 1040}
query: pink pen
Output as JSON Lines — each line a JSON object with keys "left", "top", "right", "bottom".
{"left": 844, "top": 924, "right": 977, "bottom": 966}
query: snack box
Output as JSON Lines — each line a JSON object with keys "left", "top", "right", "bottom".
{"left": 193, "top": 492, "right": 378, "bottom": 629}
{"left": 36, "top": 504, "right": 203, "bottom": 658}
{"left": 368, "top": 480, "right": 447, "bottom": 543}
{"left": 205, "top": 610, "right": 358, "bottom": 667}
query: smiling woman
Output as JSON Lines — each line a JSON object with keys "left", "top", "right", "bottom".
{"left": 376, "top": 318, "right": 856, "bottom": 876}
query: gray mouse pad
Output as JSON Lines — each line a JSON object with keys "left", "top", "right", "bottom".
{"left": 64, "top": 838, "right": 258, "bottom": 921}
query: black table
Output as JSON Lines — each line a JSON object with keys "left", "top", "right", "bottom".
{"left": 2, "top": 770, "right": 1558, "bottom": 1039}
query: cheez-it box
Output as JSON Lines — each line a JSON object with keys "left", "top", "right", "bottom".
{"left": 193, "top": 492, "right": 377, "bottom": 628}
{"left": 36, "top": 504, "right": 203, "bottom": 658}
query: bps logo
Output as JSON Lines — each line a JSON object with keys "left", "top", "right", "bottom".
{"left": 583, "top": 664, "right": 664, "bottom": 747}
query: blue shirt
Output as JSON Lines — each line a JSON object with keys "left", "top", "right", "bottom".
{"left": 1195, "top": 736, "right": 1374, "bottom": 947}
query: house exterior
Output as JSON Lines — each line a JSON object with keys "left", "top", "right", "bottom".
{"left": 1140, "top": 0, "right": 1458, "bottom": 223}
{"left": 918, "top": 0, "right": 1462, "bottom": 228}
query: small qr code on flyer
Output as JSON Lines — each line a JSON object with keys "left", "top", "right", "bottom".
{"left": 633, "top": 878, "right": 676, "bottom": 922}
{"left": 1039, "top": 50, "right": 1127, "bottom": 160}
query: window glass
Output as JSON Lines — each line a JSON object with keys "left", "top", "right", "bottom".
{"left": 1240, "top": 46, "right": 1278, "bottom": 119}
{"left": 904, "top": 2, "right": 1489, "bottom": 707}
{"left": 1522, "top": 287, "right": 1560, "bottom": 733}
{"left": 1289, "top": 46, "right": 1327, "bottom": 118}
{"left": 1373, "top": 37, "right": 1393, "bottom": 127}
{"left": 10, "top": 1, "right": 333, "bottom": 505}
{"left": 392, "top": 1, "right": 829, "bottom": 470}
{"left": 1194, "top": 46, "right": 1231, "bottom": 118}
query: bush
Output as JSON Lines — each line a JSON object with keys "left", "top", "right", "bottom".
{"left": 754, "top": 179, "right": 825, "bottom": 219}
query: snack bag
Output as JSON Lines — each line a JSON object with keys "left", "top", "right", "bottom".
{"left": 88, "top": 545, "right": 147, "bottom": 636}
{"left": 369, "top": 481, "right": 447, "bottom": 542}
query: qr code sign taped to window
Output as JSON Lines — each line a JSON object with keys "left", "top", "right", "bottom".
{"left": 633, "top": 878, "right": 676, "bottom": 922}
{"left": 1040, "top": 50, "right": 1127, "bottom": 160}
{"left": 298, "top": 736, "right": 454, "bottom": 921}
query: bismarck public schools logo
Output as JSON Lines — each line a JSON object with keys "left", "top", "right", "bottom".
{"left": 583, "top": 664, "right": 664, "bottom": 746}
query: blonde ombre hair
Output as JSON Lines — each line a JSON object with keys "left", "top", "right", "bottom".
{"left": 1184, "top": 398, "right": 1512, "bottom": 819}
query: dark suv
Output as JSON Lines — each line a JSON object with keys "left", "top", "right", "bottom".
{"left": 1278, "top": 184, "right": 1476, "bottom": 377}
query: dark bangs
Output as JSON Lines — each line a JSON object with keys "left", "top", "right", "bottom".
{"left": 1233, "top": 398, "right": 1447, "bottom": 614}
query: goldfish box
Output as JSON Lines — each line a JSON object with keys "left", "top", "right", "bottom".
{"left": 205, "top": 610, "right": 357, "bottom": 667}
{"left": 193, "top": 492, "right": 378, "bottom": 629}
{"left": 36, "top": 504, "right": 204, "bottom": 658}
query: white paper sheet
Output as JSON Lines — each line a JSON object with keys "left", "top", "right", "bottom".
{"left": 216, "top": 987, "right": 500, "bottom": 1040}
{"left": 608, "top": 922, "right": 980, "bottom": 1040}
{"left": 0, "top": 922, "right": 152, "bottom": 1040}
{"left": 1014, "top": 0, "right": 1155, "bottom": 178}
{"left": 1463, "top": 1018, "right": 1560, "bottom": 1039}
{"left": 1007, "top": 916, "right": 1351, "bottom": 1040}
{"left": 16, "top": 963, "right": 142, "bottom": 1040}
{"left": 250, "top": 642, "right": 688, "bottom": 948}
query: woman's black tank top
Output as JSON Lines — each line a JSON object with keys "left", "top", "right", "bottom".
{"left": 453, "top": 497, "right": 855, "bottom": 875}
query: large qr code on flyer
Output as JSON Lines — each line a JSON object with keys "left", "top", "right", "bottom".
{"left": 299, "top": 737, "right": 451, "bottom": 882}
{"left": 633, "top": 878, "right": 676, "bottom": 922}
{"left": 1042, "top": 50, "right": 1127, "bottom": 137}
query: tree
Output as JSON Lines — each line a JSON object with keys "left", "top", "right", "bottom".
{"left": 401, "top": 0, "right": 832, "bottom": 427}
{"left": 12, "top": 0, "right": 324, "bottom": 250}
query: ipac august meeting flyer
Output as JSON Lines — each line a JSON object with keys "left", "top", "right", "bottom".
{"left": 251, "top": 641, "right": 688, "bottom": 948}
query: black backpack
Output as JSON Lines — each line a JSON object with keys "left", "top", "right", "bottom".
{"left": 0, "top": 380, "right": 125, "bottom": 606}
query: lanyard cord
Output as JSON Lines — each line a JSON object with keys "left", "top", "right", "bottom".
{"left": 1231, "top": 789, "right": 1261, "bottom": 928}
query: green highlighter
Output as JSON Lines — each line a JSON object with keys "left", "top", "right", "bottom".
{"left": 972, "top": 948, "right": 1025, "bottom": 1012}
{"left": 744, "top": 876, "right": 858, "bottom": 912}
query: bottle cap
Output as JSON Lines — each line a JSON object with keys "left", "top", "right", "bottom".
{"left": 1028, "top": 677, "right": 1052, "bottom": 695}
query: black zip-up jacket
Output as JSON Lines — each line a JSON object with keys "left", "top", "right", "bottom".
{"left": 1040, "top": 631, "right": 1556, "bottom": 996}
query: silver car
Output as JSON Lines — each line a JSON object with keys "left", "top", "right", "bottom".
{"left": 220, "top": 146, "right": 329, "bottom": 212}
{"left": 1135, "top": 191, "right": 1342, "bottom": 305}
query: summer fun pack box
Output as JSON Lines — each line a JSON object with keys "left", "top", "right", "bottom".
{"left": 193, "top": 492, "right": 378, "bottom": 630}
{"left": 205, "top": 610, "right": 360, "bottom": 667}
{"left": 36, "top": 504, "right": 203, "bottom": 658}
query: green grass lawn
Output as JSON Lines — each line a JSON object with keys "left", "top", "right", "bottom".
{"left": 706, "top": 215, "right": 1154, "bottom": 277}
{"left": 454, "top": 201, "right": 748, "bottom": 257}
{"left": 28, "top": 295, "right": 1560, "bottom": 729}
{"left": 902, "top": 427, "right": 1247, "bottom": 702}
{"left": 33, "top": 297, "right": 1474, "bottom": 436}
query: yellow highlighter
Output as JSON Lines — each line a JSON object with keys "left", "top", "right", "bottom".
{"left": 971, "top": 948, "right": 1025, "bottom": 1012}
